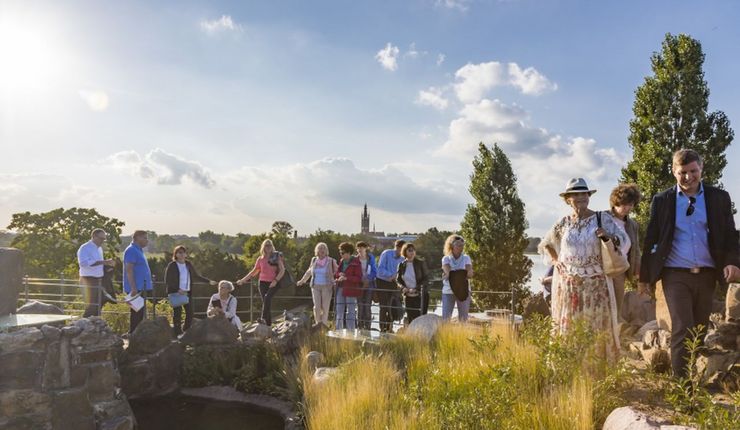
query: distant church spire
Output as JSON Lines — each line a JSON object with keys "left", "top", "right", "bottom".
{"left": 361, "top": 203, "right": 370, "bottom": 234}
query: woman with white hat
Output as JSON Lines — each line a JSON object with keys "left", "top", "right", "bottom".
{"left": 538, "top": 178, "right": 627, "bottom": 363}
{"left": 207, "top": 280, "right": 242, "bottom": 329}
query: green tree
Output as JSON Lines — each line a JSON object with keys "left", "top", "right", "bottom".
{"left": 460, "top": 143, "right": 532, "bottom": 312}
{"left": 8, "top": 208, "right": 125, "bottom": 277}
{"left": 271, "top": 221, "right": 295, "bottom": 237}
{"left": 622, "top": 33, "right": 734, "bottom": 227}
{"left": 414, "top": 227, "right": 454, "bottom": 274}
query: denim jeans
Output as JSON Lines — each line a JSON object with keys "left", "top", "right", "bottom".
{"left": 334, "top": 287, "right": 358, "bottom": 330}
{"left": 441, "top": 293, "right": 471, "bottom": 322}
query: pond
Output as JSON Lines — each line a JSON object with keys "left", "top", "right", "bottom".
{"left": 130, "top": 395, "right": 285, "bottom": 430}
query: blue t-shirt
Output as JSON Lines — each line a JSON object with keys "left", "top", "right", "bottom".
{"left": 123, "top": 243, "right": 152, "bottom": 293}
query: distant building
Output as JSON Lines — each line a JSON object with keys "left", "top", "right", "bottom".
{"left": 359, "top": 204, "right": 417, "bottom": 248}
{"left": 361, "top": 203, "right": 370, "bottom": 234}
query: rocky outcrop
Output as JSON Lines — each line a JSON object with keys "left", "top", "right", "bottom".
{"left": 405, "top": 314, "right": 443, "bottom": 342}
{"left": 0, "top": 318, "right": 134, "bottom": 430}
{"left": 119, "top": 317, "right": 183, "bottom": 399}
{"left": 602, "top": 406, "right": 695, "bottom": 429}
{"left": 727, "top": 283, "right": 740, "bottom": 322}
{"left": 179, "top": 316, "right": 239, "bottom": 346}
{"left": 271, "top": 312, "right": 310, "bottom": 355}
{"left": 16, "top": 300, "right": 65, "bottom": 316}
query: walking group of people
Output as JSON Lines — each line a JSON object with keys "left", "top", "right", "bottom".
{"left": 539, "top": 149, "right": 739, "bottom": 377}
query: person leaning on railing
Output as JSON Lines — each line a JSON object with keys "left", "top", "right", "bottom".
{"left": 236, "top": 239, "right": 286, "bottom": 326}
{"left": 441, "top": 234, "right": 473, "bottom": 322}
{"left": 396, "top": 243, "right": 429, "bottom": 324}
{"left": 207, "top": 280, "right": 242, "bottom": 329}
{"left": 296, "top": 242, "right": 338, "bottom": 328}
{"left": 165, "top": 245, "right": 217, "bottom": 336}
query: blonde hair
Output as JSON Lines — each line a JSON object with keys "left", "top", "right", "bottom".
{"left": 443, "top": 234, "right": 465, "bottom": 256}
{"left": 259, "top": 239, "right": 275, "bottom": 257}
{"left": 314, "top": 242, "right": 329, "bottom": 257}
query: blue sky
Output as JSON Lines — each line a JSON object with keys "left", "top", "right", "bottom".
{"left": 1, "top": 0, "right": 739, "bottom": 236}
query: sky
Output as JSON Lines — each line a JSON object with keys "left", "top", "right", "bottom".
{"left": 1, "top": 0, "right": 739, "bottom": 237}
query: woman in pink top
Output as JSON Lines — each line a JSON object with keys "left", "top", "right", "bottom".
{"left": 236, "top": 239, "right": 286, "bottom": 325}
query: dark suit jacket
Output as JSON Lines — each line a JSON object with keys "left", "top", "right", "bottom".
{"left": 164, "top": 260, "right": 212, "bottom": 294}
{"left": 640, "top": 183, "right": 739, "bottom": 284}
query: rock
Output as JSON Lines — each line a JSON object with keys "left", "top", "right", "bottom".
{"left": 100, "top": 416, "right": 135, "bottom": 430}
{"left": 405, "top": 314, "right": 444, "bottom": 342}
{"left": 71, "top": 317, "right": 121, "bottom": 349}
{"left": 271, "top": 314, "right": 310, "bottom": 354}
{"left": 0, "top": 350, "right": 45, "bottom": 389}
{"left": 179, "top": 317, "right": 239, "bottom": 346}
{"left": 705, "top": 324, "right": 739, "bottom": 351}
{"left": 92, "top": 397, "right": 136, "bottom": 425}
{"left": 696, "top": 351, "right": 740, "bottom": 387}
{"left": 51, "top": 386, "right": 95, "bottom": 430}
{"left": 85, "top": 362, "right": 120, "bottom": 402}
{"left": 602, "top": 406, "right": 695, "bottom": 429}
{"left": 727, "top": 284, "right": 740, "bottom": 321}
{"left": 0, "top": 327, "right": 44, "bottom": 354}
{"left": 150, "top": 342, "right": 185, "bottom": 393}
{"left": 61, "top": 325, "right": 82, "bottom": 338}
{"left": 127, "top": 317, "right": 173, "bottom": 355}
{"left": 305, "top": 351, "right": 324, "bottom": 371}
{"left": 619, "top": 322, "right": 639, "bottom": 341}
{"left": 640, "top": 347, "right": 671, "bottom": 373}
{"left": 658, "top": 330, "right": 671, "bottom": 350}
{"left": 0, "top": 389, "right": 51, "bottom": 420}
{"left": 0, "top": 247, "right": 24, "bottom": 316}
{"left": 636, "top": 320, "right": 659, "bottom": 339}
{"left": 119, "top": 358, "right": 154, "bottom": 398}
{"left": 16, "top": 300, "right": 65, "bottom": 315}
{"left": 313, "top": 367, "right": 338, "bottom": 384}
{"left": 642, "top": 329, "right": 659, "bottom": 348}
{"left": 241, "top": 322, "right": 272, "bottom": 341}
{"left": 522, "top": 292, "right": 550, "bottom": 320}
{"left": 40, "top": 325, "right": 61, "bottom": 341}
{"left": 621, "top": 291, "right": 656, "bottom": 328}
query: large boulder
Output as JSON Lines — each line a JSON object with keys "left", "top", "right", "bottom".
{"left": 602, "top": 406, "right": 695, "bottom": 429}
{"left": 241, "top": 322, "right": 272, "bottom": 342}
{"left": 405, "top": 314, "right": 443, "bottom": 342}
{"left": 271, "top": 313, "right": 310, "bottom": 354}
{"left": 0, "top": 247, "right": 23, "bottom": 316}
{"left": 305, "top": 351, "right": 324, "bottom": 372}
{"left": 16, "top": 300, "right": 65, "bottom": 315}
{"left": 696, "top": 350, "right": 740, "bottom": 387}
{"left": 704, "top": 321, "right": 740, "bottom": 351}
{"left": 127, "top": 317, "right": 173, "bottom": 355}
{"left": 621, "top": 291, "right": 656, "bottom": 328}
{"left": 727, "top": 283, "right": 740, "bottom": 322}
{"left": 179, "top": 317, "right": 239, "bottom": 346}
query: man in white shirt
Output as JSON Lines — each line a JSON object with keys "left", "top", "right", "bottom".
{"left": 77, "top": 229, "right": 115, "bottom": 317}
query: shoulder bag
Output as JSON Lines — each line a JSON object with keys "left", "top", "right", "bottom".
{"left": 596, "top": 212, "right": 630, "bottom": 276}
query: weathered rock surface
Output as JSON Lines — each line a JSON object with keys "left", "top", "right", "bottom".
{"left": 241, "top": 322, "right": 272, "bottom": 341}
{"left": 179, "top": 316, "right": 239, "bottom": 346}
{"left": 696, "top": 350, "right": 740, "bottom": 387}
{"left": 726, "top": 283, "right": 740, "bottom": 322}
{"left": 126, "top": 317, "right": 173, "bottom": 354}
{"left": 621, "top": 291, "right": 656, "bottom": 328}
{"left": 16, "top": 300, "right": 65, "bottom": 315}
{"left": 0, "top": 247, "right": 23, "bottom": 316}
{"left": 313, "top": 367, "right": 338, "bottom": 384}
{"left": 602, "top": 406, "right": 695, "bottom": 429}
{"left": 405, "top": 314, "right": 444, "bottom": 342}
{"left": 271, "top": 312, "right": 310, "bottom": 354}
{"left": 305, "top": 351, "right": 324, "bottom": 372}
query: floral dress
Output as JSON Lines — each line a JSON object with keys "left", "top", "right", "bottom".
{"left": 539, "top": 213, "right": 627, "bottom": 362}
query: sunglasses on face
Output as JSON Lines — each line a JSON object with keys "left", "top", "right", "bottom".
{"left": 686, "top": 196, "right": 696, "bottom": 216}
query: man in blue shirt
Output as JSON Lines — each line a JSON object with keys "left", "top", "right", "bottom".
{"left": 376, "top": 240, "right": 405, "bottom": 332}
{"left": 123, "top": 230, "right": 153, "bottom": 333}
{"left": 640, "top": 149, "right": 739, "bottom": 378}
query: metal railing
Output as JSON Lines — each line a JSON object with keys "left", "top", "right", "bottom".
{"left": 20, "top": 275, "right": 519, "bottom": 332}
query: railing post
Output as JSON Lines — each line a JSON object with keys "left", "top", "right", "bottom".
{"left": 510, "top": 286, "right": 516, "bottom": 324}
{"left": 23, "top": 275, "right": 29, "bottom": 303}
{"left": 59, "top": 271, "right": 65, "bottom": 304}
{"left": 249, "top": 280, "right": 254, "bottom": 323}
{"left": 151, "top": 275, "right": 156, "bottom": 319}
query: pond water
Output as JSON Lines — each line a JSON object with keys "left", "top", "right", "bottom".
{"left": 130, "top": 395, "right": 285, "bottom": 430}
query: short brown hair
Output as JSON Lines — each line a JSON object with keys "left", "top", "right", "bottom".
{"left": 132, "top": 230, "right": 148, "bottom": 240}
{"left": 609, "top": 183, "right": 642, "bottom": 208}
{"left": 355, "top": 241, "right": 369, "bottom": 249}
{"left": 394, "top": 239, "right": 406, "bottom": 248}
{"left": 400, "top": 243, "right": 416, "bottom": 258}
{"left": 338, "top": 242, "right": 355, "bottom": 255}
{"left": 172, "top": 245, "right": 187, "bottom": 260}
{"left": 672, "top": 149, "right": 703, "bottom": 167}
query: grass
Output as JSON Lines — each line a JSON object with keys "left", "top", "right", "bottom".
{"left": 299, "top": 319, "right": 610, "bottom": 429}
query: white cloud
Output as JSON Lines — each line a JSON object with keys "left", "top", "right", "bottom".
{"left": 436, "top": 53, "right": 446, "bottom": 66}
{"left": 200, "top": 15, "right": 243, "bottom": 34}
{"left": 405, "top": 42, "right": 420, "bottom": 59}
{"left": 79, "top": 90, "right": 109, "bottom": 112}
{"left": 416, "top": 87, "right": 449, "bottom": 110}
{"left": 108, "top": 148, "right": 216, "bottom": 188}
{"left": 436, "top": 0, "right": 471, "bottom": 12}
{"left": 375, "top": 43, "right": 400, "bottom": 71}
{"left": 453, "top": 61, "right": 556, "bottom": 103}
{"left": 507, "top": 63, "right": 558, "bottom": 95}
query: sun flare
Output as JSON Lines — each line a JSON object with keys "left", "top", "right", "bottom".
{"left": 0, "top": 16, "right": 64, "bottom": 91}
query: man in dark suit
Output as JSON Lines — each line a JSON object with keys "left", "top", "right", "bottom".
{"left": 639, "top": 149, "right": 740, "bottom": 378}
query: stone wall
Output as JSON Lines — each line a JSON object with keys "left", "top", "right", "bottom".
{"left": 0, "top": 318, "right": 134, "bottom": 430}
{"left": 0, "top": 248, "right": 23, "bottom": 316}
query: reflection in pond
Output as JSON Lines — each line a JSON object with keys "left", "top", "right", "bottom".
{"left": 130, "top": 395, "right": 285, "bottom": 430}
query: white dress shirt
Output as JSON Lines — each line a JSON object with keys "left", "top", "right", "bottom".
{"left": 78, "top": 240, "right": 104, "bottom": 278}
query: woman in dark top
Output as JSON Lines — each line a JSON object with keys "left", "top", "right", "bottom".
{"left": 164, "top": 245, "right": 216, "bottom": 336}
{"left": 396, "top": 243, "right": 429, "bottom": 323}
{"left": 334, "top": 242, "right": 363, "bottom": 330}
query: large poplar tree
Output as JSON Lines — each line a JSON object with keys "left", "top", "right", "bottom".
{"left": 622, "top": 33, "right": 734, "bottom": 227}
{"left": 460, "top": 143, "right": 531, "bottom": 312}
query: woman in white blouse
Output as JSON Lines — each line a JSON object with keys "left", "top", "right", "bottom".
{"left": 296, "top": 242, "right": 337, "bottom": 327}
{"left": 441, "top": 234, "right": 473, "bottom": 322}
{"left": 207, "top": 281, "right": 242, "bottom": 329}
{"left": 164, "top": 245, "right": 216, "bottom": 336}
